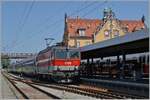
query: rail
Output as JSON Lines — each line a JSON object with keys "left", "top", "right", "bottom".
{"left": 2, "top": 72, "right": 60, "bottom": 99}
{"left": 3, "top": 72, "right": 146, "bottom": 99}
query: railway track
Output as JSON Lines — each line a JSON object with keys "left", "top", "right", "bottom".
{"left": 2, "top": 72, "right": 60, "bottom": 99}
{"left": 62, "top": 84, "right": 146, "bottom": 99}
{"left": 3, "top": 72, "right": 146, "bottom": 99}
{"left": 3, "top": 73, "right": 113, "bottom": 99}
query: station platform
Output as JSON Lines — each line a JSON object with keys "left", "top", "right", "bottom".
{"left": 81, "top": 75, "right": 149, "bottom": 84}
{"left": 0, "top": 70, "right": 18, "bottom": 99}
{"left": 81, "top": 77, "right": 149, "bottom": 88}
{"left": 81, "top": 77, "right": 149, "bottom": 97}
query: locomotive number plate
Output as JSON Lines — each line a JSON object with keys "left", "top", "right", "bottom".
{"left": 65, "top": 62, "right": 72, "bottom": 65}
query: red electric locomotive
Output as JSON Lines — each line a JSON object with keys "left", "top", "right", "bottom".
{"left": 36, "top": 45, "right": 80, "bottom": 83}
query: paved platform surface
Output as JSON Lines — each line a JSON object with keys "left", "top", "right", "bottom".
{"left": 0, "top": 70, "right": 17, "bottom": 99}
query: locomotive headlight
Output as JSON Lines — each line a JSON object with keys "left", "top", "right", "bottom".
{"left": 75, "top": 66, "right": 78, "bottom": 70}
{"left": 74, "top": 66, "right": 77, "bottom": 71}
{"left": 57, "top": 66, "right": 60, "bottom": 71}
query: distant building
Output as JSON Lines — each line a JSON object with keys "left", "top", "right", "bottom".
{"left": 63, "top": 8, "right": 146, "bottom": 47}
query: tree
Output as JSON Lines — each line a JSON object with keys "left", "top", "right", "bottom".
{"left": 1, "top": 58, "right": 10, "bottom": 69}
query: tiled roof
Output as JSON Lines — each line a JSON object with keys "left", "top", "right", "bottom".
{"left": 67, "top": 18, "right": 101, "bottom": 37}
{"left": 120, "top": 20, "right": 145, "bottom": 32}
{"left": 66, "top": 17, "right": 145, "bottom": 37}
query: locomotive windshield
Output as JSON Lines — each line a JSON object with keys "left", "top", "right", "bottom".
{"left": 55, "top": 49, "right": 67, "bottom": 59}
{"left": 55, "top": 49, "right": 80, "bottom": 59}
{"left": 69, "top": 51, "right": 80, "bottom": 59}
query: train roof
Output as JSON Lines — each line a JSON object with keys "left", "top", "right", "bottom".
{"left": 38, "top": 45, "right": 79, "bottom": 55}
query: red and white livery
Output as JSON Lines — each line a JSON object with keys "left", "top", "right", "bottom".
{"left": 36, "top": 45, "right": 80, "bottom": 83}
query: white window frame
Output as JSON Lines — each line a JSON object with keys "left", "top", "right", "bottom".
{"left": 79, "top": 29, "right": 85, "bottom": 36}
{"left": 77, "top": 41, "right": 80, "bottom": 47}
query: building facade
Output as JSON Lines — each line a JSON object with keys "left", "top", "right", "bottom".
{"left": 94, "top": 8, "right": 145, "bottom": 43}
{"left": 63, "top": 14, "right": 101, "bottom": 47}
{"left": 63, "top": 8, "right": 145, "bottom": 48}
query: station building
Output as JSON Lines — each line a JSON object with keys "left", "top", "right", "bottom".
{"left": 63, "top": 14, "right": 101, "bottom": 47}
{"left": 62, "top": 8, "right": 146, "bottom": 47}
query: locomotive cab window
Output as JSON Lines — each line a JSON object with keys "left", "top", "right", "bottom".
{"left": 69, "top": 51, "right": 80, "bottom": 59}
{"left": 55, "top": 49, "right": 67, "bottom": 59}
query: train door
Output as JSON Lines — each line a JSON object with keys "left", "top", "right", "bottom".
{"left": 143, "top": 55, "right": 149, "bottom": 78}
{"left": 140, "top": 55, "right": 149, "bottom": 79}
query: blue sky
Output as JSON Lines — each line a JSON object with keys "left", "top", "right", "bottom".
{"left": 2, "top": 0, "right": 149, "bottom": 53}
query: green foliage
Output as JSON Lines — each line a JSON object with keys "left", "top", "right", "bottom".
{"left": 1, "top": 58, "right": 10, "bottom": 69}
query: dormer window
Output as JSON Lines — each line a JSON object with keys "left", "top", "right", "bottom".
{"left": 78, "top": 28, "right": 85, "bottom": 36}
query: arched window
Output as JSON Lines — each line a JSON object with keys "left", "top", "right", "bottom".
{"left": 104, "top": 30, "right": 110, "bottom": 37}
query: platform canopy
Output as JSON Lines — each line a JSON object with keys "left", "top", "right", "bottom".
{"left": 80, "top": 29, "right": 149, "bottom": 59}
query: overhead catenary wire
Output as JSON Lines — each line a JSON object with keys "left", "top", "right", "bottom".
{"left": 13, "top": 1, "right": 98, "bottom": 44}
{"left": 8, "top": 1, "right": 107, "bottom": 51}
{"left": 9, "top": 0, "right": 107, "bottom": 50}
{"left": 6, "top": 1, "right": 68, "bottom": 51}
{"left": 18, "top": 0, "right": 35, "bottom": 34}
{"left": 8, "top": 1, "right": 97, "bottom": 50}
{"left": 5, "top": 0, "right": 35, "bottom": 51}
{"left": 9, "top": 18, "right": 63, "bottom": 51}
{"left": 37, "top": 1, "right": 107, "bottom": 40}
{"left": 68, "top": 1, "right": 99, "bottom": 17}
{"left": 82, "top": 0, "right": 108, "bottom": 18}
{"left": 4, "top": 3, "right": 29, "bottom": 51}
